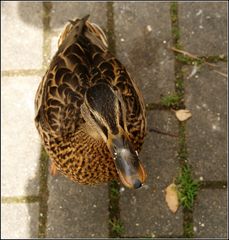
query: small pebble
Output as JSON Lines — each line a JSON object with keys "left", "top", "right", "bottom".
{"left": 146, "top": 25, "right": 152, "bottom": 32}
{"left": 151, "top": 233, "right": 156, "bottom": 238}
{"left": 120, "top": 38, "right": 125, "bottom": 42}
{"left": 196, "top": 9, "right": 203, "bottom": 16}
{"left": 163, "top": 40, "right": 167, "bottom": 44}
{"left": 199, "top": 176, "right": 204, "bottom": 181}
{"left": 142, "top": 184, "right": 149, "bottom": 190}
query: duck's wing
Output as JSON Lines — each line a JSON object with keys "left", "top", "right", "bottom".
{"left": 35, "top": 15, "right": 108, "bottom": 140}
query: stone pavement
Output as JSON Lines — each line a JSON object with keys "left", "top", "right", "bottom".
{"left": 1, "top": 1, "right": 227, "bottom": 239}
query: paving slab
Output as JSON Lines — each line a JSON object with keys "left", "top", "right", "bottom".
{"left": 47, "top": 174, "right": 109, "bottom": 238}
{"left": 120, "top": 111, "right": 183, "bottom": 237}
{"left": 1, "top": 2, "right": 43, "bottom": 70}
{"left": 51, "top": 35, "right": 59, "bottom": 58}
{"left": 179, "top": 2, "right": 227, "bottom": 56}
{"left": 113, "top": 2, "right": 175, "bottom": 104}
{"left": 50, "top": 2, "right": 107, "bottom": 31}
{"left": 1, "top": 203, "right": 39, "bottom": 239}
{"left": 184, "top": 65, "right": 227, "bottom": 181}
{"left": 193, "top": 189, "right": 227, "bottom": 238}
{"left": 1, "top": 76, "right": 41, "bottom": 196}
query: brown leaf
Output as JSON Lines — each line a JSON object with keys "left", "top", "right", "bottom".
{"left": 175, "top": 109, "right": 192, "bottom": 122}
{"left": 165, "top": 183, "right": 179, "bottom": 213}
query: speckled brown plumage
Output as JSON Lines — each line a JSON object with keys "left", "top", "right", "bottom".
{"left": 35, "top": 15, "right": 146, "bottom": 185}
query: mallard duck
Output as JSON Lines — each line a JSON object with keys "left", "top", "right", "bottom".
{"left": 35, "top": 15, "right": 147, "bottom": 189}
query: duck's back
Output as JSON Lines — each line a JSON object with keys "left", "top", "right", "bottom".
{"left": 35, "top": 15, "right": 146, "bottom": 152}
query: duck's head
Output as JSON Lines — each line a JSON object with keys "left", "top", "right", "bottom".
{"left": 81, "top": 83, "right": 146, "bottom": 189}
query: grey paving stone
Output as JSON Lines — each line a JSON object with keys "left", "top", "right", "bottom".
{"left": 113, "top": 2, "right": 175, "bottom": 104}
{"left": 193, "top": 189, "right": 227, "bottom": 238}
{"left": 1, "top": 2, "right": 43, "bottom": 70}
{"left": 1, "top": 76, "right": 41, "bottom": 196}
{"left": 1, "top": 203, "right": 39, "bottom": 238}
{"left": 50, "top": 2, "right": 107, "bottom": 31}
{"left": 120, "top": 111, "right": 183, "bottom": 237}
{"left": 184, "top": 65, "right": 227, "bottom": 181}
{"left": 47, "top": 175, "right": 109, "bottom": 238}
{"left": 179, "top": 2, "right": 227, "bottom": 56}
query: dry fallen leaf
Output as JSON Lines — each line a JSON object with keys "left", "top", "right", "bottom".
{"left": 175, "top": 109, "right": 192, "bottom": 121}
{"left": 165, "top": 183, "right": 179, "bottom": 213}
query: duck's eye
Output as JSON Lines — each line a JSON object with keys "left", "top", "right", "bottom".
{"left": 89, "top": 111, "right": 108, "bottom": 138}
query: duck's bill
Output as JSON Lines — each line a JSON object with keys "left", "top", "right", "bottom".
{"left": 110, "top": 135, "right": 147, "bottom": 189}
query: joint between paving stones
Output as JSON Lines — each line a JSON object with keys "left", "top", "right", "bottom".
{"left": 1, "top": 196, "right": 40, "bottom": 204}
{"left": 106, "top": 2, "right": 123, "bottom": 238}
{"left": 146, "top": 102, "right": 171, "bottom": 111}
{"left": 37, "top": 2, "right": 53, "bottom": 238}
{"left": 1, "top": 69, "right": 44, "bottom": 77}
{"left": 38, "top": 147, "right": 49, "bottom": 238}
{"left": 200, "top": 180, "right": 227, "bottom": 189}
{"left": 42, "top": 2, "right": 52, "bottom": 69}
{"left": 170, "top": 2, "right": 196, "bottom": 238}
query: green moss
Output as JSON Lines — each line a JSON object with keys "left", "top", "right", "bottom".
{"left": 172, "top": 27, "right": 180, "bottom": 40}
{"left": 110, "top": 186, "right": 119, "bottom": 199}
{"left": 160, "top": 93, "right": 181, "bottom": 108}
{"left": 201, "top": 55, "right": 228, "bottom": 63}
{"left": 109, "top": 218, "right": 124, "bottom": 235}
{"left": 170, "top": 2, "right": 180, "bottom": 43}
{"left": 175, "top": 54, "right": 205, "bottom": 66}
{"left": 108, "top": 180, "right": 121, "bottom": 237}
{"left": 170, "top": 2, "right": 178, "bottom": 23}
{"left": 184, "top": 222, "right": 194, "bottom": 238}
{"left": 176, "top": 54, "right": 192, "bottom": 65}
{"left": 176, "top": 165, "right": 199, "bottom": 209}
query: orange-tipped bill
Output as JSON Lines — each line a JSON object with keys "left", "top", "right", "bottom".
{"left": 109, "top": 134, "right": 146, "bottom": 189}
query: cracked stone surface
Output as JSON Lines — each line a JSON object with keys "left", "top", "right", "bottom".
{"left": 47, "top": 175, "right": 109, "bottom": 238}
{"left": 179, "top": 2, "right": 227, "bottom": 56}
{"left": 193, "top": 189, "right": 227, "bottom": 238}
{"left": 184, "top": 60, "right": 227, "bottom": 182}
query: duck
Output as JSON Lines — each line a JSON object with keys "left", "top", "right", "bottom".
{"left": 35, "top": 15, "right": 147, "bottom": 189}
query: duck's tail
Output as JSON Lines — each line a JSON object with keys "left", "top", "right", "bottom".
{"left": 58, "top": 15, "right": 108, "bottom": 51}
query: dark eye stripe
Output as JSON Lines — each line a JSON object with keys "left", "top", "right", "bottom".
{"left": 118, "top": 101, "right": 125, "bottom": 129}
{"left": 89, "top": 111, "right": 108, "bottom": 138}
